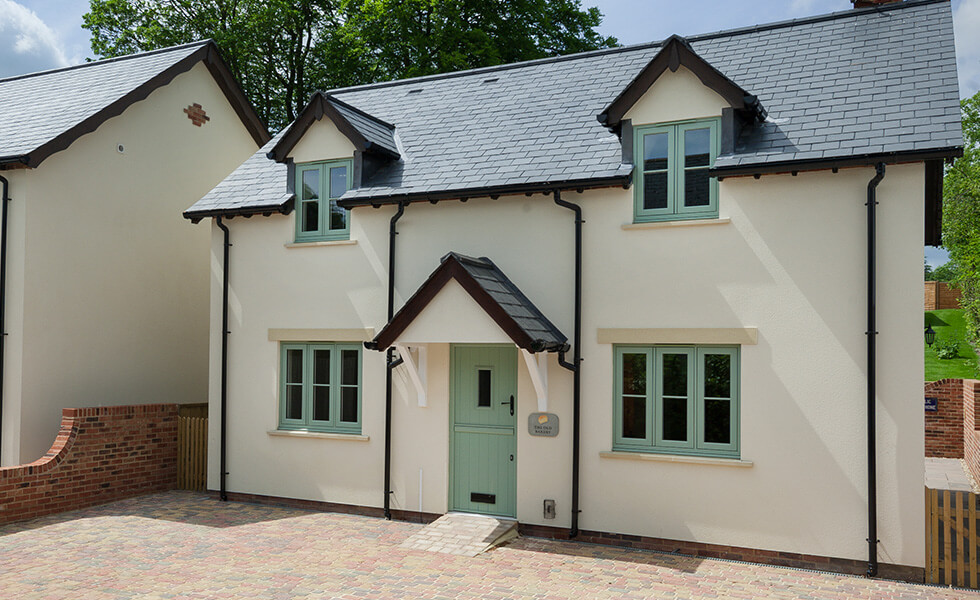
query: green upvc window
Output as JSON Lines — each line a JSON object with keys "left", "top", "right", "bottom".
{"left": 633, "top": 118, "right": 720, "bottom": 222}
{"left": 295, "top": 159, "right": 353, "bottom": 241}
{"left": 279, "top": 342, "right": 362, "bottom": 434}
{"left": 614, "top": 345, "right": 739, "bottom": 457}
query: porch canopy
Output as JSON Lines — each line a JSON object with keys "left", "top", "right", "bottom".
{"left": 366, "top": 252, "right": 568, "bottom": 353}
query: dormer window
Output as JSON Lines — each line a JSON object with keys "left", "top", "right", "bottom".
{"left": 295, "top": 159, "right": 353, "bottom": 241}
{"left": 633, "top": 118, "right": 719, "bottom": 222}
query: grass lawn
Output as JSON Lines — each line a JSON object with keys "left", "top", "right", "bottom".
{"left": 925, "top": 308, "right": 980, "bottom": 381}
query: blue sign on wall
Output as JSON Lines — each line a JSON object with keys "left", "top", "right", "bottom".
{"left": 925, "top": 397, "right": 939, "bottom": 412}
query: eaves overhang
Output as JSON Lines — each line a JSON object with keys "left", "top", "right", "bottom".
{"left": 182, "top": 197, "right": 294, "bottom": 224}
{"left": 708, "top": 146, "right": 963, "bottom": 178}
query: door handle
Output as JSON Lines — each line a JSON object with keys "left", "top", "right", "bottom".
{"left": 501, "top": 395, "right": 514, "bottom": 416}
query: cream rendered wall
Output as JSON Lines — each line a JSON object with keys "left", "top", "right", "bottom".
{"left": 0, "top": 169, "right": 28, "bottom": 466}
{"left": 623, "top": 65, "right": 728, "bottom": 123}
{"left": 208, "top": 72, "right": 925, "bottom": 567}
{"left": 288, "top": 119, "right": 356, "bottom": 164}
{"left": 14, "top": 62, "right": 258, "bottom": 463}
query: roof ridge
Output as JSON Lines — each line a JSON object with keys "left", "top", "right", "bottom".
{"left": 0, "top": 39, "right": 212, "bottom": 85}
{"left": 324, "top": 0, "right": 946, "bottom": 96}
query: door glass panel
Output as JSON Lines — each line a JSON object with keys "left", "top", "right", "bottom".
{"left": 621, "top": 353, "right": 646, "bottom": 395}
{"left": 302, "top": 201, "right": 318, "bottom": 232}
{"left": 622, "top": 396, "right": 646, "bottom": 439}
{"left": 643, "top": 133, "right": 668, "bottom": 170}
{"left": 644, "top": 172, "right": 668, "bottom": 210}
{"left": 477, "top": 369, "right": 491, "bottom": 407}
{"left": 340, "top": 387, "right": 358, "bottom": 422}
{"left": 704, "top": 399, "right": 731, "bottom": 444}
{"left": 286, "top": 385, "right": 303, "bottom": 420}
{"left": 704, "top": 354, "right": 731, "bottom": 398}
{"left": 684, "top": 169, "right": 710, "bottom": 207}
{"left": 329, "top": 166, "right": 348, "bottom": 198}
{"left": 341, "top": 350, "right": 358, "bottom": 385}
{"left": 313, "top": 386, "right": 329, "bottom": 421}
{"left": 302, "top": 169, "right": 319, "bottom": 200}
{"left": 684, "top": 128, "right": 711, "bottom": 167}
{"left": 286, "top": 349, "right": 303, "bottom": 383}
{"left": 329, "top": 199, "right": 347, "bottom": 230}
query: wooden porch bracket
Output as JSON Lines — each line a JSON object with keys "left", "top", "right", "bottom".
{"left": 394, "top": 343, "right": 427, "bottom": 407}
{"left": 521, "top": 349, "right": 549, "bottom": 412}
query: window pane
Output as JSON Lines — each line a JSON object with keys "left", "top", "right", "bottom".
{"left": 313, "top": 386, "right": 329, "bottom": 421}
{"left": 704, "top": 354, "right": 732, "bottom": 398}
{"left": 286, "top": 349, "right": 303, "bottom": 384}
{"left": 341, "top": 350, "right": 358, "bottom": 385}
{"left": 643, "top": 172, "right": 668, "bottom": 210}
{"left": 477, "top": 369, "right": 491, "bottom": 407}
{"left": 662, "top": 397, "right": 688, "bottom": 442}
{"left": 286, "top": 385, "right": 303, "bottom": 420}
{"left": 622, "top": 353, "right": 646, "bottom": 395}
{"left": 329, "top": 166, "right": 348, "bottom": 198}
{"left": 684, "top": 128, "right": 711, "bottom": 168}
{"left": 302, "top": 201, "right": 319, "bottom": 232}
{"left": 684, "top": 169, "right": 710, "bottom": 207}
{"left": 314, "top": 349, "right": 331, "bottom": 385}
{"left": 329, "top": 199, "right": 347, "bottom": 230}
{"left": 662, "top": 353, "right": 687, "bottom": 397}
{"left": 622, "top": 396, "right": 646, "bottom": 439}
{"left": 302, "top": 169, "right": 319, "bottom": 200}
{"left": 643, "top": 133, "right": 668, "bottom": 170}
{"left": 704, "top": 399, "right": 731, "bottom": 444}
{"left": 341, "top": 387, "right": 358, "bottom": 422}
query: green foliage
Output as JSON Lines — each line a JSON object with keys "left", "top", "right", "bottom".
{"left": 83, "top": 0, "right": 617, "bottom": 129}
{"left": 935, "top": 337, "right": 961, "bottom": 359}
{"left": 931, "top": 261, "right": 960, "bottom": 282}
{"left": 942, "top": 91, "right": 980, "bottom": 368}
{"left": 925, "top": 257, "right": 934, "bottom": 280}
{"left": 924, "top": 309, "right": 979, "bottom": 381}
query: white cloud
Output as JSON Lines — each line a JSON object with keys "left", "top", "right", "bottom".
{"left": 0, "top": 0, "right": 69, "bottom": 79}
{"left": 955, "top": 0, "right": 980, "bottom": 98}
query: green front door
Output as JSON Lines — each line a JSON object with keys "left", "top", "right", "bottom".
{"left": 450, "top": 344, "right": 518, "bottom": 518}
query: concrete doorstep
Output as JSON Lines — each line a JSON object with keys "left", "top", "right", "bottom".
{"left": 399, "top": 512, "right": 518, "bottom": 556}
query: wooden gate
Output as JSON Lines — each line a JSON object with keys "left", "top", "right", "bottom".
{"left": 926, "top": 487, "right": 980, "bottom": 587}
{"left": 177, "top": 404, "right": 208, "bottom": 491}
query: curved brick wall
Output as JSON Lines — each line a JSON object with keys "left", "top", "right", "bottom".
{"left": 0, "top": 404, "right": 178, "bottom": 525}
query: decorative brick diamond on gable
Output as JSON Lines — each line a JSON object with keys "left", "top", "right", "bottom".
{"left": 183, "top": 103, "right": 210, "bottom": 127}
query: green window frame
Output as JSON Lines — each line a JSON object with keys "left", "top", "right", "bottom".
{"left": 295, "top": 159, "right": 353, "bottom": 242}
{"left": 279, "top": 342, "right": 362, "bottom": 434}
{"left": 613, "top": 345, "right": 739, "bottom": 458}
{"left": 633, "top": 118, "right": 720, "bottom": 223}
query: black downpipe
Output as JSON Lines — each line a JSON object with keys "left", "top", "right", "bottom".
{"left": 216, "top": 216, "right": 231, "bottom": 502}
{"left": 553, "top": 190, "right": 582, "bottom": 539}
{"left": 866, "top": 163, "right": 885, "bottom": 577}
{"left": 384, "top": 202, "right": 406, "bottom": 520}
{"left": 0, "top": 175, "right": 8, "bottom": 466}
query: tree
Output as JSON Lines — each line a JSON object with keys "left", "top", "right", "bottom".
{"left": 925, "top": 258, "right": 934, "bottom": 281}
{"left": 932, "top": 261, "right": 960, "bottom": 283}
{"left": 942, "top": 90, "right": 980, "bottom": 349}
{"left": 83, "top": 0, "right": 616, "bottom": 129}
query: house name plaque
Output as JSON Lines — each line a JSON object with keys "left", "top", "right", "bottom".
{"left": 528, "top": 413, "right": 559, "bottom": 437}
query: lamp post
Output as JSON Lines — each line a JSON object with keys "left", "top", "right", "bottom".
{"left": 925, "top": 324, "right": 937, "bottom": 347}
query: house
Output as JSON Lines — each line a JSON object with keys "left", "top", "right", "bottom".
{"left": 184, "top": 0, "right": 961, "bottom": 580}
{"left": 0, "top": 41, "right": 269, "bottom": 465}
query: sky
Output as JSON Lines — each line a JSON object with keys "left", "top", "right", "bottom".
{"left": 2, "top": 0, "right": 975, "bottom": 265}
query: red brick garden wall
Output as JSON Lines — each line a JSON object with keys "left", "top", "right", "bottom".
{"left": 0, "top": 404, "right": 178, "bottom": 525}
{"left": 925, "top": 379, "right": 980, "bottom": 483}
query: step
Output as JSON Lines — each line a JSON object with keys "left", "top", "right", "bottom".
{"left": 400, "top": 512, "right": 518, "bottom": 556}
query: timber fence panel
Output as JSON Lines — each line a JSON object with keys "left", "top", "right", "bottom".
{"left": 926, "top": 487, "right": 980, "bottom": 587}
{"left": 177, "top": 416, "right": 208, "bottom": 491}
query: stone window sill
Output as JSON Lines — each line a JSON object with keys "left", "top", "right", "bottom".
{"left": 285, "top": 239, "right": 358, "bottom": 248}
{"left": 599, "top": 450, "right": 753, "bottom": 467}
{"left": 267, "top": 430, "right": 369, "bottom": 441}
{"left": 622, "top": 218, "right": 730, "bottom": 231}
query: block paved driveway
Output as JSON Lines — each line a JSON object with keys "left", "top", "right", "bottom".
{"left": 0, "top": 491, "right": 976, "bottom": 600}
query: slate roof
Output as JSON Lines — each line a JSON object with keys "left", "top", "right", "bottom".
{"left": 186, "top": 0, "right": 961, "bottom": 217}
{"left": 368, "top": 252, "right": 568, "bottom": 353}
{"left": 0, "top": 41, "right": 269, "bottom": 168}
{"left": 327, "top": 96, "right": 399, "bottom": 157}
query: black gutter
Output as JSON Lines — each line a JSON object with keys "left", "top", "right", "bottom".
{"left": 183, "top": 200, "right": 294, "bottom": 224}
{"left": 384, "top": 202, "right": 406, "bottom": 520}
{"left": 216, "top": 216, "right": 231, "bottom": 502}
{"left": 338, "top": 175, "right": 630, "bottom": 210}
{"left": 865, "top": 163, "right": 885, "bottom": 578}
{"left": 553, "top": 189, "right": 582, "bottom": 539}
{"left": 0, "top": 175, "right": 8, "bottom": 465}
{"left": 710, "top": 148, "right": 961, "bottom": 179}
